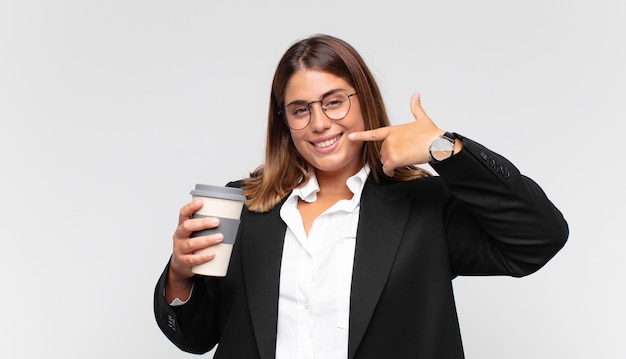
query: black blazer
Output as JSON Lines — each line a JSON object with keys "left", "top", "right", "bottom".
{"left": 154, "top": 136, "right": 568, "bottom": 359}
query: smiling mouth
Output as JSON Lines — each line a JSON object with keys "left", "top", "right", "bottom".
{"left": 313, "top": 134, "right": 342, "bottom": 148}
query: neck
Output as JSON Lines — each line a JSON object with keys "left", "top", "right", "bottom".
{"left": 313, "top": 165, "right": 362, "bottom": 197}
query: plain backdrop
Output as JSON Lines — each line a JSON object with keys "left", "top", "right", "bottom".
{"left": 1, "top": 0, "right": 624, "bottom": 358}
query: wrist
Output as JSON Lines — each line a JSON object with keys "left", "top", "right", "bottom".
{"left": 165, "top": 267, "right": 194, "bottom": 303}
{"left": 167, "top": 261, "right": 194, "bottom": 283}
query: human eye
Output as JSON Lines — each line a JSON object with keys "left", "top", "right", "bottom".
{"left": 322, "top": 93, "right": 347, "bottom": 109}
{"left": 288, "top": 105, "right": 310, "bottom": 118}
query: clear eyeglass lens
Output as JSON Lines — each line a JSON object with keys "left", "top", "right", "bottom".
{"left": 284, "top": 91, "right": 351, "bottom": 130}
{"left": 321, "top": 91, "right": 350, "bottom": 119}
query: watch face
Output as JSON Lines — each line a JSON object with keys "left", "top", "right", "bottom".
{"left": 430, "top": 137, "right": 454, "bottom": 161}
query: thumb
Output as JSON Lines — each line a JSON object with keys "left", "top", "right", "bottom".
{"left": 410, "top": 92, "right": 429, "bottom": 121}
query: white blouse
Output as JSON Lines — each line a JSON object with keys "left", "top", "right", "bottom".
{"left": 276, "top": 165, "right": 370, "bottom": 359}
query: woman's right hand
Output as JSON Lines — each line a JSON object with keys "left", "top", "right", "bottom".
{"left": 165, "top": 199, "right": 223, "bottom": 302}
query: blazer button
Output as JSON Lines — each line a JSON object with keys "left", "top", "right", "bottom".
{"left": 167, "top": 314, "right": 177, "bottom": 332}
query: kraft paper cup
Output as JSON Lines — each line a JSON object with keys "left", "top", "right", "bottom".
{"left": 189, "top": 184, "right": 245, "bottom": 277}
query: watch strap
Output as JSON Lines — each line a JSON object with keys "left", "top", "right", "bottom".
{"left": 442, "top": 132, "right": 456, "bottom": 142}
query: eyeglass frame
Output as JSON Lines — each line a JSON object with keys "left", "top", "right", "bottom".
{"left": 279, "top": 90, "right": 358, "bottom": 130}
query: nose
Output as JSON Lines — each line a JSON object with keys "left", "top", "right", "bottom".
{"left": 308, "top": 102, "right": 331, "bottom": 132}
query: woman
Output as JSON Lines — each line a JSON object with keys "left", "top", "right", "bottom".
{"left": 154, "top": 34, "right": 568, "bottom": 359}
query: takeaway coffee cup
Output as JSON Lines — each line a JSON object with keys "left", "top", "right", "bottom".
{"left": 189, "top": 184, "right": 246, "bottom": 277}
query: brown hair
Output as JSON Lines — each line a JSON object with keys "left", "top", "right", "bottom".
{"left": 243, "top": 34, "right": 430, "bottom": 212}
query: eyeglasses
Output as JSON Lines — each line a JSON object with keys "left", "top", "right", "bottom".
{"left": 281, "top": 90, "right": 357, "bottom": 130}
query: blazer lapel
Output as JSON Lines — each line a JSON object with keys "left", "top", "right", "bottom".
{"left": 241, "top": 202, "right": 287, "bottom": 359}
{"left": 348, "top": 179, "right": 413, "bottom": 359}
{"left": 239, "top": 181, "right": 411, "bottom": 359}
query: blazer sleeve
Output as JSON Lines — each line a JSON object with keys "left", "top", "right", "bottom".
{"left": 153, "top": 180, "right": 244, "bottom": 353}
{"left": 430, "top": 134, "right": 569, "bottom": 277}
{"left": 153, "top": 260, "right": 221, "bottom": 354}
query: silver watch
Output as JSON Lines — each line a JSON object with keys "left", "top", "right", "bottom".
{"left": 429, "top": 132, "right": 456, "bottom": 162}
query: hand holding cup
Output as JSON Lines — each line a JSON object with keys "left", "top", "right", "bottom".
{"left": 170, "top": 199, "right": 225, "bottom": 280}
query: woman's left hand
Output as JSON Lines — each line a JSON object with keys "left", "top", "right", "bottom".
{"left": 348, "top": 92, "right": 445, "bottom": 176}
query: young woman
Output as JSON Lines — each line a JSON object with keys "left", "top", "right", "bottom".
{"left": 154, "top": 34, "right": 568, "bottom": 359}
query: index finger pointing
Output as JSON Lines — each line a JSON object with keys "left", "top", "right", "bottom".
{"left": 348, "top": 127, "right": 390, "bottom": 142}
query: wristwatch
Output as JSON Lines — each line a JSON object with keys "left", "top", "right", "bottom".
{"left": 429, "top": 132, "right": 456, "bottom": 162}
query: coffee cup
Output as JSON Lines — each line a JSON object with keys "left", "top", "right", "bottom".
{"left": 189, "top": 184, "right": 246, "bottom": 277}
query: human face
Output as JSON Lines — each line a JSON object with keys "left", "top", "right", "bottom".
{"left": 284, "top": 69, "right": 365, "bottom": 178}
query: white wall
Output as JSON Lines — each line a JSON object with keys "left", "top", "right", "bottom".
{"left": 1, "top": 0, "right": 624, "bottom": 358}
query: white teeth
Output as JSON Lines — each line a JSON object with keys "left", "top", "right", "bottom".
{"left": 314, "top": 135, "right": 340, "bottom": 148}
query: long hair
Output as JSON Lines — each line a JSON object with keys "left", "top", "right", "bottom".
{"left": 243, "top": 34, "right": 430, "bottom": 212}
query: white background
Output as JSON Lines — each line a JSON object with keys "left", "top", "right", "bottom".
{"left": 1, "top": 0, "right": 624, "bottom": 358}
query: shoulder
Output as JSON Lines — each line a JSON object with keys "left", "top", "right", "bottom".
{"left": 226, "top": 179, "right": 245, "bottom": 188}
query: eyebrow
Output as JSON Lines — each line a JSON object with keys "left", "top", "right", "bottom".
{"left": 284, "top": 88, "right": 348, "bottom": 107}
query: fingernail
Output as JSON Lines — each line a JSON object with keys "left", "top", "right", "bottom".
{"left": 413, "top": 92, "right": 420, "bottom": 101}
